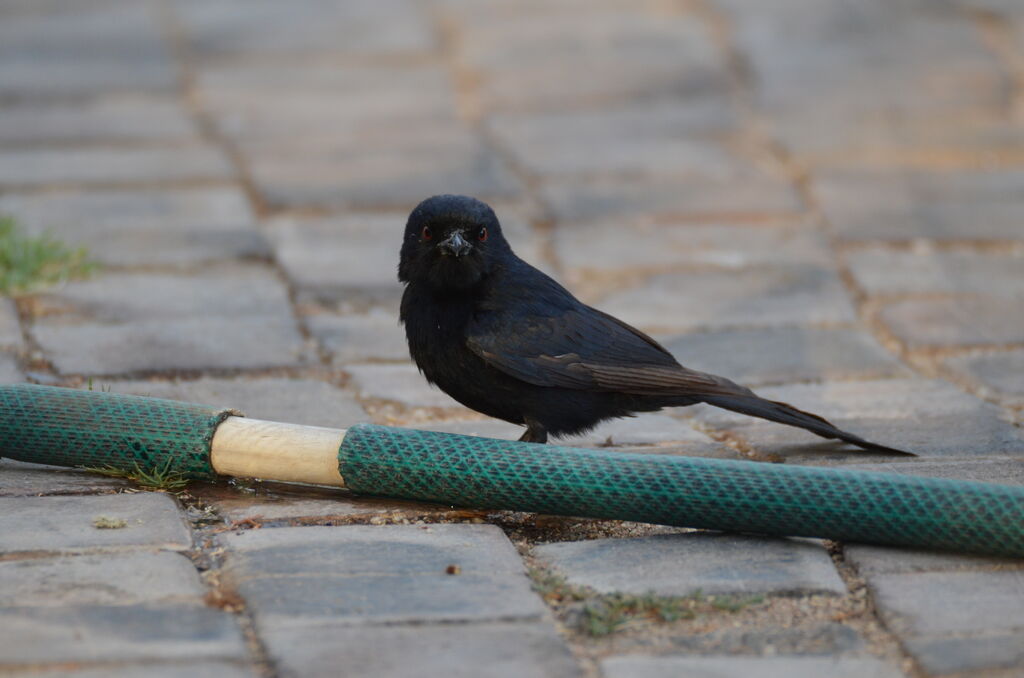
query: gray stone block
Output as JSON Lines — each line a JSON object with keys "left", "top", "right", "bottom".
{"left": 0, "top": 493, "right": 191, "bottom": 554}
{"left": 0, "top": 60, "right": 179, "bottom": 98}
{"left": 307, "top": 309, "right": 410, "bottom": 363}
{"left": 265, "top": 213, "right": 405, "bottom": 303}
{"left": 196, "top": 63, "right": 457, "bottom": 139}
{"left": 594, "top": 266, "right": 856, "bottom": 332}
{"left": 0, "top": 298, "right": 23, "bottom": 351}
{"left": 487, "top": 105, "right": 747, "bottom": 177}
{"left": 0, "top": 188, "right": 266, "bottom": 267}
{"left": 665, "top": 622, "right": 864, "bottom": 656}
{"left": 0, "top": 353, "right": 23, "bottom": 383}
{"left": 206, "top": 486, "right": 445, "bottom": 524}
{"left": 541, "top": 175, "right": 799, "bottom": 223}
{"left": 222, "top": 524, "right": 526, "bottom": 577}
{"left": 33, "top": 315, "right": 309, "bottom": 376}
{"left": 344, "top": 362, "right": 464, "bottom": 409}
{"left": 601, "top": 655, "right": 904, "bottom": 678}
{"left": 458, "top": 9, "right": 731, "bottom": 112}
{"left": 248, "top": 137, "right": 521, "bottom": 209}
{"left": 261, "top": 621, "right": 581, "bottom": 678}
{"left": 233, "top": 573, "right": 545, "bottom": 626}
{"left": 555, "top": 220, "right": 831, "bottom": 276}
{"left": 815, "top": 168, "right": 1024, "bottom": 242}
{"left": 7, "top": 663, "right": 259, "bottom": 678}
{"left": 904, "top": 632, "right": 1024, "bottom": 676}
{"left": 33, "top": 266, "right": 291, "bottom": 322}
{"left": 534, "top": 532, "right": 846, "bottom": 596}
{"left": 0, "top": 459, "right": 130, "bottom": 497}
{"left": 691, "top": 379, "right": 995, "bottom": 428}
{"left": 176, "top": 0, "right": 436, "bottom": 57}
{"left": 870, "top": 569, "right": 1024, "bottom": 636}
{"left": 944, "top": 349, "right": 1024, "bottom": 408}
{"left": 0, "top": 147, "right": 232, "bottom": 189}
{"left": 30, "top": 266, "right": 310, "bottom": 375}
{"left": 0, "top": 605, "right": 246, "bottom": 665}
{"left": 0, "top": 551, "right": 205, "bottom": 607}
{"left": 0, "top": 99, "right": 198, "bottom": 145}
{"left": 105, "top": 377, "right": 366, "bottom": 429}
{"left": 846, "top": 249, "right": 1024, "bottom": 297}
{"left": 843, "top": 457, "right": 1024, "bottom": 485}
{"left": 222, "top": 524, "right": 544, "bottom": 626}
{"left": 844, "top": 543, "right": 1021, "bottom": 576}
{"left": 714, "top": 411, "right": 1024, "bottom": 459}
{"left": 880, "top": 296, "right": 1024, "bottom": 347}
{"left": 662, "top": 327, "right": 906, "bottom": 387}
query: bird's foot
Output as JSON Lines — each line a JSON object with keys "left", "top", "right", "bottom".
{"left": 518, "top": 424, "right": 548, "bottom": 444}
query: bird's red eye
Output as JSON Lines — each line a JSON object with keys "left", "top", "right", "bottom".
{"left": 478, "top": 227, "right": 488, "bottom": 242}
{"left": 421, "top": 226, "right": 432, "bottom": 240}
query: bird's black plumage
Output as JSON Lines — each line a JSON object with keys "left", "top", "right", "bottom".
{"left": 399, "top": 194, "right": 911, "bottom": 454}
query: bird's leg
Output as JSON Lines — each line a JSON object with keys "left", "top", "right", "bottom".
{"left": 518, "top": 421, "right": 548, "bottom": 444}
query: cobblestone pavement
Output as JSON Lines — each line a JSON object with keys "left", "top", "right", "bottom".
{"left": 1, "top": 1, "right": 1023, "bottom": 677}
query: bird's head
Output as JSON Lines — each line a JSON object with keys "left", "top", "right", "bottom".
{"left": 398, "top": 194, "right": 510, "bottom": 291}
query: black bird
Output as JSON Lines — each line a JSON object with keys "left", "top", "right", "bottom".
{"left": 399, "top": 194, "right": 911, "bottom": 455}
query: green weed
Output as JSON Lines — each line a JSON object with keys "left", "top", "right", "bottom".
{"left": 84, "top": 458, "right": 191, "bottom": 492}
{"left": 0, "top": 216, "right": 96, "bottom": 295}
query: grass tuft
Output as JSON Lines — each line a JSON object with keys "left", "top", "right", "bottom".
{"left": 84, "top": 458, "right": 191, "bottom": 492}
{"left": 0, "top": 216, "right": 96, "bottom": 295}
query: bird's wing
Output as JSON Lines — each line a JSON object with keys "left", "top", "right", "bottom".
{"left": 466, "top": 304, "right": 744, "bottom": 397}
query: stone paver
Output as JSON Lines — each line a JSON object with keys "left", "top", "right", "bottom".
{"left": 0, "top": 459, "right": 130, "bottom": 497}
{"left": 307, "top": 307, "right": 411, "bottom": 363}
{"left": 944, "top": 349, "right": 1024, "bottom": 408}
{"left": 594, "top": 266, "right": 856, "bottom": 332}
{"left": 0, "top": 551, "right": 205, "bottom": 607}
{"left": 661, "top": 327, "right": 906, "bottom": 387}
{"left": 260, "top": 621, "right": 582, "bottom": 678}
{"left": 221, "top": 524, "right": 546, "bottom": 626}
{"left": 0, "top": 147, "right": 233, "bottom": 189}
{"left": 555, "top": 220, "right": 831, "bottom": 278}
{"left": 7, "top": 663, "right": 259, "bottom": 678}
{"left": 247, "top": 133, "right": 522, "bottom": 209}
{"left": 0, "top": 605, "right": 246, "bottom": 665}
{"left": 815, "top": 168, "right": 1024, "bottom": 241}
{"left": 264, "top": 213, "right": 407, "bottom": 304}
{"left": 846, "top": 249, "right": 1024, "bottom": 297}
{"left": 203, "top": 486, "right": 445, "bottom": 524}
{"left": 30, "top": 266, "right": 309, "bottom": 375}
{"left": 344, "top": 362, "right": 465, "bottom": 409}
{"left": 844, "top": 543, "right": 1023, "bottom": 576}
{"left": 688, "top": 378, "right": 1024, "bottom": 458}
{"left": 879, "top": 296, "right": 1024, "bottom": 348}
{"left": 0, "top": 297, "right": 22, "bottom": 351}
{"left": 0, "top": 493, "right": 191, "bottom": 554}
{"left": 0, "top": 188, "right": 267, "bottom": 267}
{"left": 488, "top": 106, "right": 752, "bottom": 177}
{"left": 175, "top": 0, "right": 436, "bottom": 57}
{"left": 0, "top": 353, "right": 24, "bottom": 383}
{"left": 903, "top": 633, "right": 1024, "bottom": 677}
{"left": 0, "top": 99, "right": 198, "bottom": 146}
{"left": 601, "top": 655, "right": 905, "bottom": 678}
{"left": 105, "top": 377, "right": 366, "bottom": 429}
{"left": 453, "top": 7, "right": 731, "bottom": 113}
{"left": 870, "top": 569, "right": 1024, "bottom": 636}
{"left": 541, "top": 174, "right": 800, "bottom": 223}
{"left": 534, "top": 533, "right": 846, "bottom": 597}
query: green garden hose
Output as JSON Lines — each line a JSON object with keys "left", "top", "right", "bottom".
{"left": 1, "top": 384, "right": 1022, "bottom": 558}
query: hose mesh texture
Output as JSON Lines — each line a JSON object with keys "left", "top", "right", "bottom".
{"left": 340, "top": 424, "right": 1024, "bottom": 558}
{"left": 0, "top": 384, "right": 234, "bottom": 479}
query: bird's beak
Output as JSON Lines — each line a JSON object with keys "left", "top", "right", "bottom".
{"left": 438, "top": 231, "right": 472, "bottom": 257}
